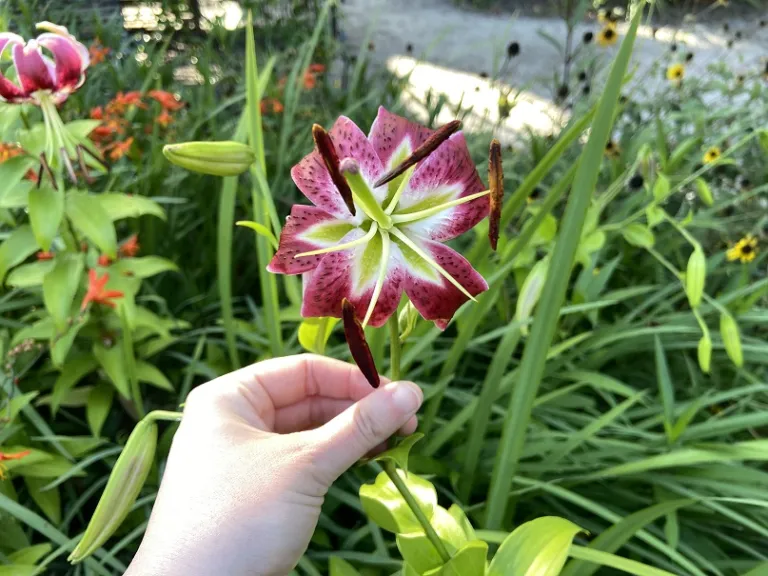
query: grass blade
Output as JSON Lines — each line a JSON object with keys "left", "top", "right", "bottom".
{"left": 485, "top": 0, "right": 647, "bottom": 529}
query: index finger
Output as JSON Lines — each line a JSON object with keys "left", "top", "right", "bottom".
{"left": 234, "top": 354, "right": 386, "bottom": 409}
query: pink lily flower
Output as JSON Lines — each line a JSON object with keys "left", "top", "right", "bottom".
{"left": 268, "top": 107, "right": 491, "bottom": 329}
{"left": 0, "top": 22, "right": 89, "bottom": 105}
{"left": 0, "top": 22, "right": 101, "bottom": 184}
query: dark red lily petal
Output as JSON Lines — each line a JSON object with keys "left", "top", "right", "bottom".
{"left": 488, "top": 139, "right": 503, "bottom": 251}
{"left": 12, "top": 42, "right": 55, "bottom": 95}
{"left": 312, "top": 124, "right": 356, "bottom": 216}
{"left": 373, "top": 119, "right": 461, "bottom": 188}
{"left": 37, "top": 34, "right": 86, "bottom": 91}
{"left": 342, "top": 298, "right": 380, "bottom": 388}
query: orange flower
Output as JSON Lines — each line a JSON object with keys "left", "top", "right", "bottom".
{"left": 105, "top": 137, "right": 134, "bottom": 161}
{"left": 81, "top": 269, "right": 123, "bottom": 311}
{"left": 36, "top": 251, "right": 54, "bottom": 261}
{"left": 97, "top": 254, "right": 112, "bottom": 267}
{"left": 119, "top": 234, "right": 140, "bottom": 258}
{"left": 148, "top": 90, "right": 184, "bottom": 111}
{"left": 90, "top": 106, "right": 104, "bottom": 120}
{"left": 156, "top": 109, "right": 174, "bottom": 127}
{"left": 107, "top": 91, "right": 145, "bottom": 115}
{"left": 309, "top": 63, "right": 326, "bottom": 73}
{"left": 90, "top": 119, "right": 125, "bottom": 143}
{"left": 88, "top": 40, "right": 111, "bottom": 65}
{"left": 260, "top": 98, "right": 284, "bottom": 114}
{"left": 302, "top": 71, "right": 317, "bottom": 90}
{"left": 0, "top": 142, "right": 23, "bottom": 163}
{"left": 0, "top": 450, "right": 31, "bottom": 479}
{"left": 25, "top": 168, "right": 39, "bottom": 183}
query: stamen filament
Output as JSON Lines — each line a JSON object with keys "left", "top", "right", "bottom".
{"left": 391, "top": 190, "right": 491, "bottom": 225}
{"left": 389, "top": 227, "right": 477, "bottom": 302}
{"left": 362, "top": 230, "right": 391, "bottom": 328}
{"left": 384, "top": 165, "right": 416, "bottom": 215}
{"left": 341, "top": 159, "right": 392, "bottom": 229}
{"left": 294, "top": 223, "right": 378, "bottom": 259}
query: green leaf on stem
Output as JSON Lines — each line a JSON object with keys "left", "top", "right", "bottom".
{"left": 43, "top": 253, "right": 84, "bottom": 331}
{"left": 360, "top": 470, "right": 436, "bottom": 534}
{"left": 0, "top": 225, "right": 38, "bottom": 284}
{"left": 424, "top": 540, "right": 488, "bottom": 576}
{"left": 488, "top": 516, "right": 583, "bottom": 576}
{"left": 66, "top": 192, "right": 118, "bottom": 258}
{"left": 368, "top": 433, "right": 423, "bottom": 472}
{"left": 28, "top": 185, "right": 63, "bottom": 251}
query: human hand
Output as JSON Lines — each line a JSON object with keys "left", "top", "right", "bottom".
{"left": 125, "top": 354, "right": 423, "bottom": 576}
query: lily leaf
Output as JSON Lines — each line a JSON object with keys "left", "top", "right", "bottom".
{"left": 423, "top": 540, "right": 488, "bottom": 576}
{"left": 368, "top": 433, "right": 424, "bottom": 472}
{"left": 359, "top": 469, "right": 436, "bottom": 534}
{"left": 487, "top": 516, "right": 584, "bottom": 576}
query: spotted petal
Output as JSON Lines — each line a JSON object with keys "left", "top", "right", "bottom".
{"left": 267, "top": 205, "right": 356, "bottom": 274}
{"left": 394, "top": 132, "right": 488, "bottom": 242}
{"left": 37, "top": 33, "right": 88, "bottom": 92}
{"left": 12, "top": 41, "right": 56, "bottom": 95}
{"left": 302, "top": 230, "right": 405, "bottom": 328}
{"left": 399, "top": 236, "right": 488, "bottom": 329}
{"left": 0, "top": 34, "right": 26, "bottom": 101}
{"left": 292, "top": 116, "right": 388, "bottom": 219}
{"left": 368, "top": 106, "right": 434, "bottom": 171}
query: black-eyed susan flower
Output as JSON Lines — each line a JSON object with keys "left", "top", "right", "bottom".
{"left": 597, "top": 25, "right": 618, "bottom": 47}
{"left": 667, "top": 63, "right": 685, "bottom": 83}
{"left": 604, "top": 139, "right": 620, "bottom": 158}
{"left": 527, "top": 187, "right": 543, "bottom": 204}
{"left": 628, "top": 174, "right": 644, "bottom": 189}
{"left": 507, "top": 41, "right": 520, "bottom": 58}
{"left": 583, "top": 31, "right": 594, "bottom": 44}
{"left": 727, "top": 235, "right": 758, "bottom": 263}
{"left": 703, "top": 146, "right": 721, "bottom": 164}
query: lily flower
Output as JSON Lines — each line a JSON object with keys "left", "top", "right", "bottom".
{"left": 0, "top": 449, "right": 31, "bottom": 480}
{"left": 119, "top": 234, "right": 140, "bottom": 258}
{"left": 268, "top": 107, "right": 490, "bottom": 329}
{"left": 81, "top": 269, "right": 123, "bottom": 311}
{"left": 148, "top": 89, "right": 184, "bottom": 111}
{"left": 0, "top": 22, "right": 103, "bottom": 183}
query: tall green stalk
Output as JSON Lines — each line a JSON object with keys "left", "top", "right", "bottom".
{"left": 484, "top": 0, "right": 647, "bottom": 529}
{"left": 245, "top": 12, "right": 283, "bottom": 357}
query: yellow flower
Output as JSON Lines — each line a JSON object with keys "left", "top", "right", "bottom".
{"left": 727, "top": 235, "right": 758, "bottom": 263}
{"left": 702, "top": 146, "right": 721, "bottom": 164}
{"left": 597, "top": 24, "right": 619, "bottom": 47}
{"left": 667, "top": 63, "right": 685, "bottom": 83}
{"left": 604, "top": 139, "right": 621, "bottom": 158}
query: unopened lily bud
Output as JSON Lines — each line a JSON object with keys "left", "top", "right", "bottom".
{"left": 162, "top": 141, "right": 255, "bottom": 177}
{"left": 720, "top": 312, "right": 743, "bottom": 368}
{"left": 69, "top": 417, "right": 158, "bottom": 563}
{"left": 398, "top": 302, "right": 419, "bottom": 342}
{"left": 685, "top": 248, "right": 706, "bottom": 308}
{"left": 698, "top": 334, "right": 712, "bottom": 374}
{"left": 694, "top": 178, "right": 714, "bottom": 206}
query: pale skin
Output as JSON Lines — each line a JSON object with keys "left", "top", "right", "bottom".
{"left": 125, "top": 354, "right": 423, "bottom": 576}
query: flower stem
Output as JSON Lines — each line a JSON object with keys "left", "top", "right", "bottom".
{"left": 146, "top": 410, "right": 184, "bottom": 423}
{"left": 388, "top": 314, "right": 401, "bottom": 381}
{"left": 382, "top": 460, "right": 450, "bottom": 563}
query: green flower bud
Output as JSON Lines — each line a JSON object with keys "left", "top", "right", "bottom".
{"left": 398, "top": 302, "right": 419, "bottom": 343}
{"left": 69, "top": 417, "right": 158, "bottom": 563}
{"left": 652, "top": 173, "right": 670, "bottom": 202}
{"left": 697, "top": 334, "right": 712, "bottom": 374}
{"left": 719, "top": 312, "right": 743, "bottom": 368}
{"left": 163, "top": 141, "right": 255, "bottom": 177}
{"left": 685, "top": 248, "right": 706, "bottom": 308}
{"left": 694, "top": 178, "right": 714, "bottom": 206}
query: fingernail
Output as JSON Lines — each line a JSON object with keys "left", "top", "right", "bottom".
{"left": 390, "top": 381, "right": 422, "bottom": 414}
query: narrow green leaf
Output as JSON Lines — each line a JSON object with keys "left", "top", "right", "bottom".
{"left": 42, "top": 254, "right": 84, "bottom": 332}
{"left": 87, "top": 383, "right": 114, "bottom": 438}
{"left": 97, "top": 193, "right": 166, "bottom": 221}
{"left": 28, "top": 185, "right": 63, "bottom": 251}
{"left": 654, "top": 336, "right": 675, "bottom": 443}
{"left": 486, "top": 0, "right": 647, "bottom": 528}
{"left": 66, "top": 192, "right": 117, "bottom": 258}
{"left": 568, "top": 546, "right": 678, "bottom": 576}
{"left": 0, "top": 226, "right": 38, "bottom": 284}
{"left": 92, "top": 343, "right": 131, "bottom": 399}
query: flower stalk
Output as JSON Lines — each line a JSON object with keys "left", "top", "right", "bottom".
{"left": 382, "top": 460, "right": 451, "bottom": 563}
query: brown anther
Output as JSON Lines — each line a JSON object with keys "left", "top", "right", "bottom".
{"left": 312, "top": 124, "right": 356, "bottom": 216}
{"left": 373, "top": 119, "right": 462, "bottom": 188}
{"left": 341, "top": 299, "right": 380, "bottom": 389}
{"left": 488, "top": 139, "right": 503, "bottom": 251}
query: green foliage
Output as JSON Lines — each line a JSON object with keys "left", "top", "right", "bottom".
{"left": 2, "top": 0, "right": 768, "bottom": 573}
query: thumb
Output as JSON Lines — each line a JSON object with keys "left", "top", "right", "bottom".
{"left": 309, "top": 381, "right": 423, "bottom": 482}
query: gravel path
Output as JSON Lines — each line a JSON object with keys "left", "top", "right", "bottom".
{"left": 340, "top": 0, "right": 767, "bottom": 141}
